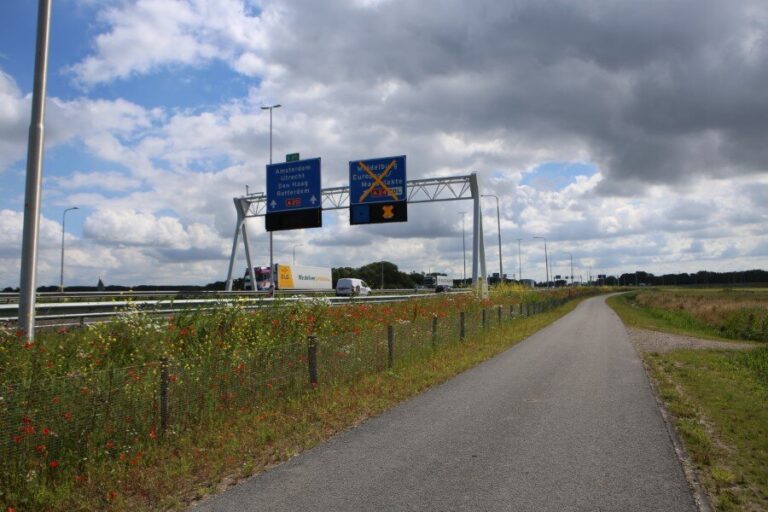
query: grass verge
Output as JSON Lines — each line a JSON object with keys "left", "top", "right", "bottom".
{"left": 45, "top": 298, "right": 582, "bottom": 511}
{"left": 607, "top": 292, "right": 730, "bottom": 341}
{"left": 646, "top": 349, "right": 768, "bottom": 511}
{"left": 608, "top": 292, "right": 768, "bottom": 511}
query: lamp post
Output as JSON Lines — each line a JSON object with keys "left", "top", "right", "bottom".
{"left": 481, "top": 194, "right": 502, "bottom": 282}
{"left": 59, "top": 206, "right": 79, "bottom": 292}
{"left": 261, "top": 104, "right": 281, "bottom": 288}
{"left": 533, "top": 236, "right": 549, "bottom": 288}
{"left": 562, "top": 252, "right": 573, "bottom": 286}
{"left": 18, "top": 0, "right": 53, "bottom": 340}
{"left": 292, "top": 243, "right": 303, "bottom": 265}
{"left": 516, "top": 238, "right": 523, "bottom": 282}
{"left": 459, "top": 211, "right": 467, "bottom": 284}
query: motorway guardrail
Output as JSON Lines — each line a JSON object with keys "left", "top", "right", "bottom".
{"left": 0, "top": 291, "right": 472, "bottom": 327}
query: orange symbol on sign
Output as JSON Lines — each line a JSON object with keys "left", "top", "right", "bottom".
{"left": 358, "top": 160, "right": 400, "bottom": 203}
{"left": 382, "top": 205, "right": 394, "bottom": 219}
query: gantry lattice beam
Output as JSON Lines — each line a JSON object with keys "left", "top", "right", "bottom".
{"left": 225, "top": 173, "right": 486, "bottom": 296}
{"left": 236, "top": 175, "right": 475, "bottom": 218}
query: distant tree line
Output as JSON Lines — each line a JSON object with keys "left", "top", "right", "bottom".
{"left": 332, "top": 261, "right": 427, "bottom": 289}
{"left": 611, "top": 269, "right": 768, "bottom": 286}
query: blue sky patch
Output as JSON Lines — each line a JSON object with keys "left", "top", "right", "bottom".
{"left": 521, "top": 161, "right": 598, "bottom": 191}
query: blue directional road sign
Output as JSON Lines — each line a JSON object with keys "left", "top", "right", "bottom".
{"left": 349, "top": 155, "right": 407, "bottom": 225}
{"left": 266, "top": 157, "right": 322, "bottom": 231}
{"left": 349, "top": 155, "right": 406, "bottom": 205}
{"left": 267, "top": 157, "right": 321, "bottom": 213}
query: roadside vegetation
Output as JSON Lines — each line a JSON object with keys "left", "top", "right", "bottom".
{"left": 1, "top": 285, "right": 597, "bottom": 511}
{"left": 608, "top": 289, "right": 768, "bottom": 511}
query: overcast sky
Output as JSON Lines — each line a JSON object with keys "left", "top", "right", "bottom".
{"left": 1, "top": 0, "right": 767, "bottom": 287}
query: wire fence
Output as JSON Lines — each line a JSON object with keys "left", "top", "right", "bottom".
{"left": 0, "top": 296, "right": 567, "bottom": 491}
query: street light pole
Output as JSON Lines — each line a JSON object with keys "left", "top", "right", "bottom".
{"left": 18, "top": 0, "right": 53, "bottom": 340}
{"left": 261, "top": 104, "right": 282, "bottom": 289}
{"left": 533, "top": 236, "right": 549, "bottom": 288}
{"left": 60, "top": 207, "right": 79, "bottom": 292}
{"left": 292, "top": 243, "right": 303, "bottom": 265}
{"left": 481, "top": 194, "right": 502, "bottom": 282}
{"left": 459, "top": 211, "right": 467, "bottom": 284}
{"left": 516, "top": 238, "right": 523, "bottom": 282}
{"left": 562, "top": 252, "right": 573, "bottom": 286}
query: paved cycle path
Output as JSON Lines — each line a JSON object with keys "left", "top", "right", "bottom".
{"left": 194, "top": 295, "right": 696, "bottom": 511}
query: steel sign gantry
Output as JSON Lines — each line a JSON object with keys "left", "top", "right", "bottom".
{"left": 225, "top": 173, "right": 487, "bottom": 295}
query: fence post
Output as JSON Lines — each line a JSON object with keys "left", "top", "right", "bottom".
{"left": 308, "top": 335, "right": 318, "bottom": 387}
{"left": 497, "top": 305, "right": 502, "bottom": 326}
{"left": 387, "top": 325, "right": 394, "bottom": 369}
{"left": 159, "top": 357, "right": 169, "bottom": 435}
{"left": 482, "top": 309, "right": 487, "bottom": 329}
{"left": 460, "top": 312, "right": 465, "bottom": 341}
{"left": 431, "top": 314, "right": 438, "bottom": 346}
{"left": 519, "top": 303, "right": 523, "bottom": 316}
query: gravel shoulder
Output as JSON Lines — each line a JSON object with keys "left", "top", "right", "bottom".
{"left": 626, "top": 327, "right": 757, "bottom": 353}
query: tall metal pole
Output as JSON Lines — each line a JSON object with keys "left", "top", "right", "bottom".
{"left": 261, "top": 104, "right": 281, "bottom": 290}
{"left": 516, "top": 238, "right": 523, "bottom": 282}
{"left": 59, "top": 207, "right": 78, "bottom": 292}
{"left": 19, "top": 0, "right": 53, "bottom": 340}
{"left": 481, "top": 194, "right": 502, "bottom": 281}
{"left": 459, "top": 211, "right": 467, "bottom": 284}
{"left": 561, "top": 252, "right": 573, "bottom": 286}
{"left": 533, "top": 236, "right": 549, "bottom": 288}
{"left": 292, "top": 243, "right": 303, "bottom": 265}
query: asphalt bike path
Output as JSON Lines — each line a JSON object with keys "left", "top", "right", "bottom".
{"left": 194, "top": 295, "right": 696, "bottom": 511}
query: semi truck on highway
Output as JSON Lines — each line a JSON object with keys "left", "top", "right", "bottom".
{"left": 244, "top": 264, "right": 333, "bottom": 292}
{"left": 423, "top": 275, "right": 454, "bottom": 292}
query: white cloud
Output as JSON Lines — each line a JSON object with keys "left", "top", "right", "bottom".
{"left": 85, "top": 209, "right": 197, "bottom": 248}
{"left": 51, "top": 171, "right": 142, "bottom": 191}
{"left": 69, "top": 0, "right": 266, "bottom": 86}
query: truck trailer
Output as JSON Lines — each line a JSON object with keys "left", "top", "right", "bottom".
{"left": 244, "top": 264, "right": 333, "bottom": 292}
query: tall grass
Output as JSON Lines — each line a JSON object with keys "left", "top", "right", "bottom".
{"left": 630, "top": 289, "right": 768, "bottom": 342}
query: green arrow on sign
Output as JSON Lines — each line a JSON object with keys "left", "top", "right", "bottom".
{"left": 286, "top": 153, "right": 300, "bottom": 162}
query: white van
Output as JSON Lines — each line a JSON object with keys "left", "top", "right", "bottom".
{"left": 336, "top": 278, "right": 371, "bottom": 297}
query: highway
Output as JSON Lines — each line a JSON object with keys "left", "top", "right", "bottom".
{"left": 193, "top": 295, "right": 696, "bottom": 511}
{"left": 0, "top": 290, "right": 462, "bottom": 326}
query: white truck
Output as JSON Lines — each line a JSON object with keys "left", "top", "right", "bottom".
{"left": 244, "top": 264, "right": 333, "bottom": 292}
{"left": 423, "top": 275, "right": 454, "bottom": 292}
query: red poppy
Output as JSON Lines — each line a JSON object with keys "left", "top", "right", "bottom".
{"left": 49, "top": 460, "right": 59, "bottom": 468}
